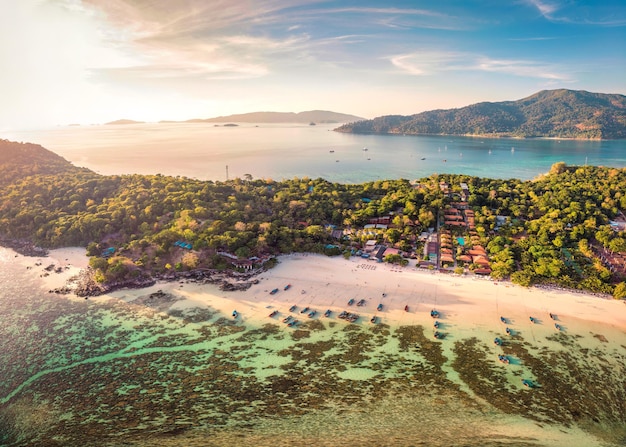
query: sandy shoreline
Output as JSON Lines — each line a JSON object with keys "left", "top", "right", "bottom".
{"left": 13, "top": 248, "right": 626, "bottom": 337}
{"left": 12, "top": 246, "right": 622, "bottom": 354}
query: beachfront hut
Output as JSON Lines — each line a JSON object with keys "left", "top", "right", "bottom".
{"left": 441, "top": 254, "right": 455, "bottom": 264}
{"left": 457, "top": 254, "right": 472, "bottom": 263}
{"left": 473, "top": 256, "right": 490, "bottom": 266}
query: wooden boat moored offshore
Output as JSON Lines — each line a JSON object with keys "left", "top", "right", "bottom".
{"left": 269, "top": 310, "right": 278, "bottom": 318}
{"left": 430, "top": 309, "right": 439, "bottom": 318}
{"left": 377, "top": 303, "right": 383, "bottom": 311}
{"left": 289, "top": 305, "right": 297, "bottom": 312}
{"left": 494, "top": 337, "right": 502, "bottom": 346}
{"left": 324, "top": 309, "right": 331, "bottom": 317}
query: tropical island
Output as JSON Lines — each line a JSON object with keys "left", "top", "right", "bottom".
{"left": 1, "top": 138, "right": 625, "bottom": 299}
{"left": 1, "top": 138, "right": 626, "bottom": 446}
{"left": 335, "top": 89, "right": 626, "bottom": 140}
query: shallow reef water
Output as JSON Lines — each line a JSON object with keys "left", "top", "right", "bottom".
{"left": 1, "top": 260, "right": 625, "bottom": 447}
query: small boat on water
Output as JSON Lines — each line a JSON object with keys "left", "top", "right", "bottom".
{"left": 494, "top": 337, "right": 502, "bottom": 346}
{"left": 505, "top": 327, "right": 511, "bottom": 335}
{"left": 348, "top": 298, "right": 355, "bottom": 306}
{"left": 288, "top": 319, "right": 298, "bottom": 327}
{"left": 283, "top": 315, "right": 292, "bottom": 323}
{"left": 289, "top": 305, "right": 297, "bottom": 312}
{"left": 498, "top": 355, "right": 510, "bottom": 364}
{"left": 370, "top": 316, "right": 377, "bottom": 324}
{"left": 324, "top": 309, "right": 331, "bottom": 317}
{"left": 269, "top": 310, "right": 278, "bottom": 318}
{"left": 308, "top": 310, "right": 317, "bottom": 318}
{"left": 421, "top": 157, "right": 426, "bottom": 160}
{"left": 500, "top": 316, "right": 507, "bottom": 323}
{"left": 529, "top": 316, "right": 536, "bottom": 323}
{"left": 377, "top": 303, "right": 383, "bottom": 311}
{"left": 434, "top": 320, "right": 440, "bottom": 328}
{"left": 338, "top": 311, "right": 348, "bottom": 319}
{"left": 555, "top": 323, "right": 562, "bottom": 331}
{"left": 357, "top": 299, "right": 366, "bottom": 307}
{"left": 433, "top": 331, "right": 444, "bottom": 339}
{"left": 300, "top": 306, "right": 310, "bottom": 314}
{"left": 284, "top": 284, "right": 291, "bottom": 290}
{"left": 522, "top": 379, "right": 534, "bottom": 388}
{"left": 404, "top": 305, "right": 409, "bottom": 312}
{"left": 430, "top": 309, "right": 439, "bottom": 318}
{"left": 549, "top": 312, "right": 556, "bottom": 320}
{"left": 270, "top": 288, "right": 279, "bottom": 295}
{"left": 232, "top": 310, "right": 239, "bottom": 318}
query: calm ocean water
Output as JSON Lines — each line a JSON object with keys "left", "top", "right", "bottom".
{"left": 5, "top": 122, "right": 626, "bottom": 182}
{"left": 2, "top": 122, "right": 626, "bottom": 445}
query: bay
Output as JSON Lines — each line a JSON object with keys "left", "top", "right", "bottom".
{"left": 5, "top": 122, "right": 626, "bottom": 182}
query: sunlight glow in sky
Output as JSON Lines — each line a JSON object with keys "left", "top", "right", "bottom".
{"left": 1, "top": 0, "right": 625, "bottom": 130}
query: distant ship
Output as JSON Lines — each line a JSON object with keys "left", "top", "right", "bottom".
{"left": 309, "top": 122, "right": 316, "bottom": 126}
{"left": 363, "top": 147, "right": 368, "bottom": 151}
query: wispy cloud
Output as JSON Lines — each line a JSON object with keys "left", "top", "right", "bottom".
{"left": 390, "top": 51, "right": 572, "bottom": 81}
{"left": 72, "top": 0, "right": 320, "bottom": 81}
{"left": 525, "top": 0, "right": 626, "bottom": 26}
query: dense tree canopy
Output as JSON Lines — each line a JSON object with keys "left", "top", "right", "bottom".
{"left": 1, "top": 140, "right": 625, "bottom": 297}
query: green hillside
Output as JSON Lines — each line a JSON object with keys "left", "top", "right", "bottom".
{"left": 336, "top": 89, "right": 626, "bottom": 139}
{"left": 0, "top": 139, "right": 85, "bottom": 185}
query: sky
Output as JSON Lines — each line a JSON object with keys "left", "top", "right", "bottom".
{"left": 1, "top": 0, "right": 625, "bottom": 130}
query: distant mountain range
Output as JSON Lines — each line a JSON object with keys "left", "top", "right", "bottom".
{"left": 105, "top": 119, "right": 146, "bottom": 125}
{"left": 104, "top": 111, "right": 363, "bottom": 126}
{"left": 179, "top": 110, "right": 364, "bottom": 124}
{"left": 335, "top": 89, "right": 626, "bottom": 139}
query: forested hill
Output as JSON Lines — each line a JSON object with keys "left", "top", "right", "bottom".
{"left": 0, "top": 139, "right": 85, "bottom": 185}
{"left": 336, "top": 89, "right": 626, "bottom": 139}
{"left": 1, "top": 138, "right": 625, "bottom": 297}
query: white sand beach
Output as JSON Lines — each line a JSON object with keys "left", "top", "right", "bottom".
{"left": 25, "top": 249, "right": 626, "bottom": 339}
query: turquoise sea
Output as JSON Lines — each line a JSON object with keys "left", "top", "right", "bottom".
{"left": 1, "top": 248, "right": 625, "bottom": 446}
{"left": 4, "top": 122, "right": 626, "bottom": 182}
{"left": 1, "top": 124, "right": 626, "bottom": 445}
